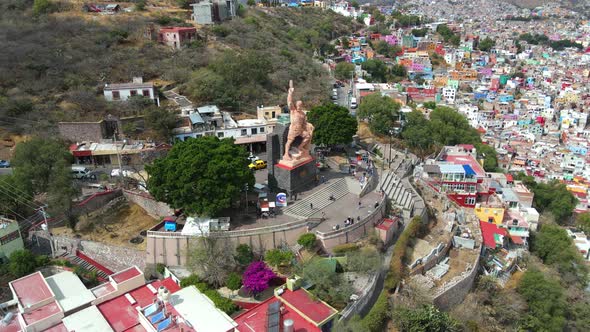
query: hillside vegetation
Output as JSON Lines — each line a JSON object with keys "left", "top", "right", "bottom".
{"left": 0, "top": 1, "right": 359, "bottom": 134}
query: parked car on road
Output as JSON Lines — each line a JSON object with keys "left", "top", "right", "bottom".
{"left": 249, "top": 160, "right": 267, "bottom": 170}
{"left": 0, "top": 160, "right": 10, "bottom": 168}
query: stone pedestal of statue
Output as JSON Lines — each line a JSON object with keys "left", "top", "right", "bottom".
{"left": 274, "top": 156, "right": 317, "bottom": 196}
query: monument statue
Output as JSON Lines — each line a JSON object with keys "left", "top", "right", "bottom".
{"left": 282, "top": 80, "right": 314, "bottom": 164}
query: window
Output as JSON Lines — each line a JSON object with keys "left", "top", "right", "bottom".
{"left": 0, "top": 230, "right": 20, "bottom": 245}
{"left": 271, "top": 111, "right": 276, "bottom": 118}
{"left": 142, "top": 89, "right": 150, "bottom": 97}
{"left": 112, "top": 91, "right": 120, "bottom": 100}
{"left": 241, "top": 129, "right": 247, "bottom": 136}
{"left": 130, "top": 90, "right": 138, "bottom": 96}
{"left": 465, "top": 197, "right": 476, "bottom": 205}
{"left": 217, "top": 132, "right": 224, "bottom": 138}
{"left": 260, "top": 127, "right": 265, "bottom": 133}
{"left": 251, "top": 128, "right": 257, "bottom": 135}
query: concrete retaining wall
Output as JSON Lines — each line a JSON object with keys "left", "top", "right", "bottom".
{"left": 123, "top": 190, "right": 173, "bottom": 218}
{"left": 432, "top": 246, "right": 481, "bottom": 310}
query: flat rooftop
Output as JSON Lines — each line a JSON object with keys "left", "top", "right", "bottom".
{"left": 97, "top": 278, "right": 180, "bottom": 332}
{"left": 10, "top": 271, "right": 53, "bottom": 308}
{"left": 22, "top": 300, "right": 62, "bottom": 325}
{"left": 62, "top": 305, "right": 114, "bottom": 332}
{"left": 445, "top": 154, "right": 486, "bottom": 177}
{"left": 46, "top": 271, "right": 95, "bottom": 313}
{"left": 111, "top": 266, "right": 142, "bottom": 284}
{"left": 234, "top": 296, "right": 321, "bottom": 332}
{"left": 279, "top": 288, "right": 337, "bottom": 326}
{"left": 168, "top": 286, "right": 236, "bottom": 332}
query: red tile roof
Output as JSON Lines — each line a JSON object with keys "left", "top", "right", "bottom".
{"left": 479, "top": 221, "right": 507, "bottom": 249}
{"left": 159, "top": 27, "right": 197, "bottom": 33}
{"left": 279, "top": 289, "right": 337, "bottom": 326}
{"left": 376, "top": 218, "right": 398, "bottom": 231}
{"left": 510, "top": 235, "right": 524, "bottom": 245}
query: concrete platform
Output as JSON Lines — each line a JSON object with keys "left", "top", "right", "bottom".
{"left": 310, "top": 191, "right": 382, "bottom": 233}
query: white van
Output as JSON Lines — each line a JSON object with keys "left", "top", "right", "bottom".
{"left": 71, "top": 166, "right": 89, "bottom": 179}
{"left": 350, "top": 97, "right": 357, "bottom": 109}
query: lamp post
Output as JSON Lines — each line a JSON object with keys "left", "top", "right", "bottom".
{"left": 244, "top": 184, "right": 249, "bottom": 215}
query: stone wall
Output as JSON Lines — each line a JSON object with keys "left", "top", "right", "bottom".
{"left": 58, "top": 122, "right": 104, "bottom": 143}
{"left": 53, "top": 235, "right": 145, "bottom": 272}
{"left": 73, "top": 190, "right": 123, "bottom": 218}
{"left": 123, "top": 190, "right": 173, "bottom": 218}
{"left": 432, "top": 245, "right": 482, "bottom": 310}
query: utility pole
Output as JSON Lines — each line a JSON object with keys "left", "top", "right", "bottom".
{"left": 40, "top": 206, "right": 54, "bottom": 258}
{"left": 114, "top": 131, "right": 123, "bottom": 176}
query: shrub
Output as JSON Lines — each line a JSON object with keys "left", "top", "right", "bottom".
{"left": 264, "top": 249, "right": 294, "bottom": 268}
{"left": 332, "top": 243, "right": 359, "bottom": 254}
{"left": 180, "top": 274, "right": 210, "bottom": 292}
{"left": 226, "top": 272, "right": 242, "bottom": 292}
{"left": 8, "top": 250, "right": 37, "bottom": 277}
{"left": 204, "top": 289, "right": 238, "bottom": 315}
{"left": 384, "top": 216, "right": 422, "bottom": 291}
{"left": 361, "top": 291, "right": 389, "bottom": 331}
{"left": 297, "top": 233, "right": 317, "bottom": 250}
{"left": 156, "top": 263, "right": 166, "bottom": 275}
{"left": 235, "top": 244, "right": 254, "bottom": 266}
{"left": 243, "top": 261, "right": 275, "bottom": 295}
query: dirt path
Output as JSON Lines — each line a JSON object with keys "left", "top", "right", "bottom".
{"left": 52, "top": 203, "right": 158, "bottom": 250}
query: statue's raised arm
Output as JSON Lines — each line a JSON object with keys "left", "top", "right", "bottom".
{"left": 287, "top": 80, "right": 296, "bottom": 112}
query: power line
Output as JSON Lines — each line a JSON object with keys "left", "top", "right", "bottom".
{"left": 0, "top": 182, "right": 41, "bottom": 212}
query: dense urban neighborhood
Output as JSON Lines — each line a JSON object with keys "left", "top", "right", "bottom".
{"left": 1, "top": 0, "right": 590, "bottom": 331}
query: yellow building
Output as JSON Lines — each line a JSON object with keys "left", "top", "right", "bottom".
{"left": 474, "top": 205, "right": 505, "bottom": 225}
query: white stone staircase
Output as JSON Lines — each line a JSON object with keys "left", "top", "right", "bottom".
{"left": 283, "top": 178, "right": 350, "bottom": 219}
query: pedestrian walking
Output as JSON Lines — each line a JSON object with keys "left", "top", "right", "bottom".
{"left": 310, "top": 202, "right": 314, "bottom": 210}
{"left": 358, "top": 201, "right": 361, "bottom": 209}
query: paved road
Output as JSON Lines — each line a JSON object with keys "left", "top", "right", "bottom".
{"left": 0, "top": 167, "right": 12, "bottom": 175}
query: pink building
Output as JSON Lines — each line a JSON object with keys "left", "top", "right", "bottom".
{"left": 379, "top": 35, "right": 399, "bottom": 46}
{"left": 158, "top": 27, "right": 198, "bottom": 49}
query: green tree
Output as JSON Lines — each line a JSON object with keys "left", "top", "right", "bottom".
{"left": 264, "top": 249, "right": 294, "bottom": 268}
{"left": 334, "top": 62, "right": 355, "bottom": 81}
{"left": 361, "top": 59, "right": 388, "bottom": 82}
{"left": 12, "top": 138, "right": 73, "bottom": 194}
{"left": 391, "top": 64, "right": 407, "bottom": 78}
{"left": 307, "top": 103, "right": 357, "bottom": 147}
{"left": 226, "top": 272, "right": 242, "bottom": 296}
{"left": 0, "top": 174, "right": 34, "bottom": 217}
{"left": 147, "top": 136, "right": 254, "bottom": 216}
{"left": 297, "top": 233, "right": 317, "bottom": 250}
{"left": 247, "top": 0, "right": 256, "bottom": 6}
{"left": 358, "top": 93, "right": 401, "bottom": 136}
{"left": 531, "top": 224, "right": 587, "bottom": 284}
{"left": 144, "top": 107, "right": 178, "bottom": 141}
{"left": 135, "top": 0, "right": 147, "bottom": 11}
{"left": 423, "top": 101, "right": 436, "bottom": 110}
{"left": 401, "top": 111, "right": 435, "bottom": 157}
{"left": 186, "top": 237, "right": 237, "bottom": 287}
{"left": 373, "top": 41, "right": 401, "bottom": 58}
{"left": 235, "top": 244, "right": 254, "bottom": 266}
{"left": 411, "top": 28, "right": 428, "bottom": 37}
{"left": 517, "top": 269, "right": 567, "bottom": 331}
{"left": 297, "top": 258, "right": 352, "bottom": 309}
{"left": 576, "top": 212, "right": 590, "bottom": 234}
{"left": 393, "top": 305, "right": 461, "bottom": 332}
{"left": 33, "top": 0, "right": 55, "bottom": 16}
{"left": 9, "top": 250, "right": 38, "bottom": 277}
{"left": 351, "top": 0, "right": 359, "bottom": 9}
{"left": 476, "top": 143, "right": 498, "bottom": 172}
{"left": 531, "top": 180, "right": 577, "bottom": 223}
{"left": 478, "top": 37, "right": 496, "bottom": 52}
{"left": 340, "top": 36, "right": 350, "bottom": 49}
{"left": 346, "top": 247, "right": 381, "bottom": 273}
{"left": 428, "top": 106, "right": 481, "bottom": 146}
